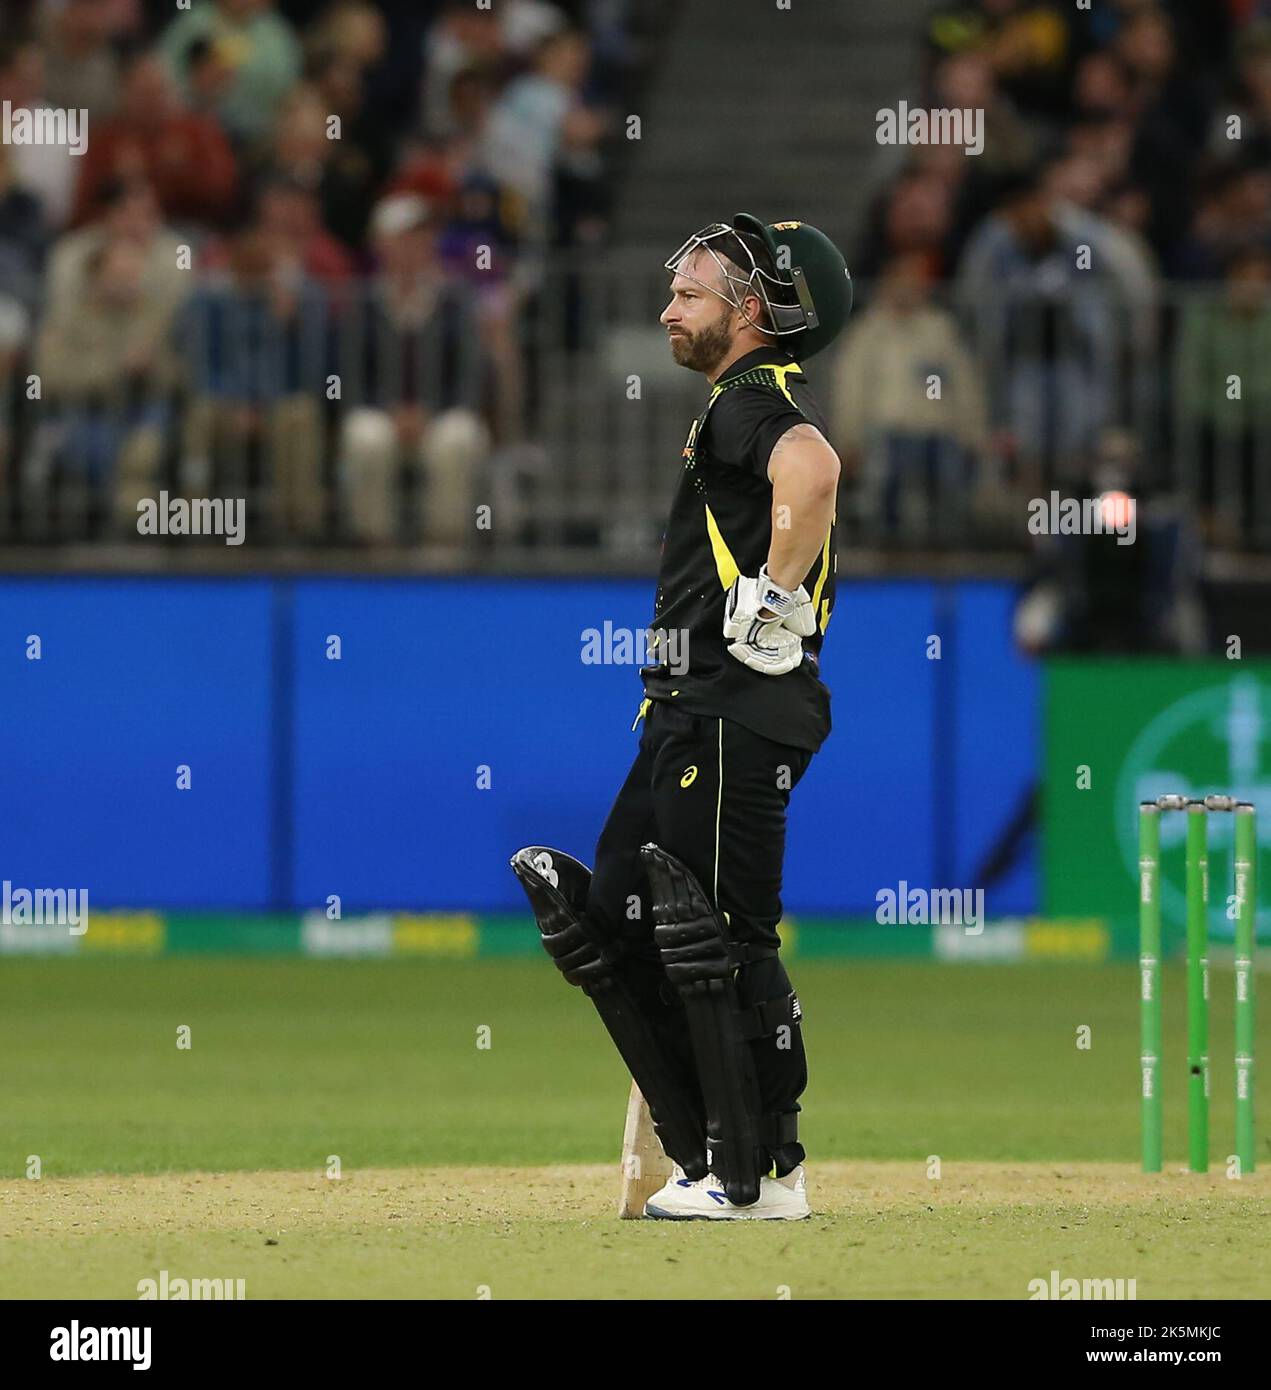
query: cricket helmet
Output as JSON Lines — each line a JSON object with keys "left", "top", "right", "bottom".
{"left": 664, "top": 213, "right": 853, "bottom": 358}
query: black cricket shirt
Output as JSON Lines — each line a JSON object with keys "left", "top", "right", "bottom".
{"left": 640, "top": 347, "right": 836, "bottom": 753}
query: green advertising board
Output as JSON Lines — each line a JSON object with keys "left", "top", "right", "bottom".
{"left": 1044, "top": 658, "right": 1271, "bottom": 948}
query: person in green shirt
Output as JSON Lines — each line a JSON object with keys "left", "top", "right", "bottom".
{"left": 1174, "top": 247, "right": 1271, "bottom": 539}
{"left": 159, "top": 0, "right": 302, "bottom": 146}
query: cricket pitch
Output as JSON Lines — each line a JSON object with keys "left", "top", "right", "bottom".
{"left": 3, "top": 1162, "right": 1268, "bottom": 1300}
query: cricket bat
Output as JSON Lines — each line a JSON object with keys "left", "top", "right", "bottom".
{"left": 618, "top": 1080, "right": 673, "bottom": 1218}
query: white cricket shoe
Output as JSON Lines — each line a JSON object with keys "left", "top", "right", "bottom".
{"left": 644, "top": 1165, "right": 810, "bottom": 1220}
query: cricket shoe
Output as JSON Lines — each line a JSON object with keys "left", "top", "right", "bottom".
{"left": 643, "top": 1165, "right": 810, "bottom": 1220}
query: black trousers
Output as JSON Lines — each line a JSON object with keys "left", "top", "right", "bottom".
{"left": 585, "top": 697, "right": 813, "bottom": 1173}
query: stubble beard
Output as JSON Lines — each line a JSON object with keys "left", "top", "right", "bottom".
{"left": 669, "top": 307, "right": 735, "bottom": 375}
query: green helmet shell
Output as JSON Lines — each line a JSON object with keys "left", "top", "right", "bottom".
{"left": 732, "top": 213, "right": 853, "bottom": 358}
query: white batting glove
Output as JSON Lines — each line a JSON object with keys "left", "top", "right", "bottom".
{"left": 723, "top": 565, "right": 816, "bottom": 676}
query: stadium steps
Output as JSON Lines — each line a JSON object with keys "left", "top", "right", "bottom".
{"left": 609, "top": 0, "right": 932, "bottom": 255}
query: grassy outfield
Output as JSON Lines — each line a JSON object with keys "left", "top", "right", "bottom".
{"left": 0, "top": 957, "right": 1263, "bottom": 1172}
{"left": 1, "top": 958, "right": 1268, "bottom": 1298}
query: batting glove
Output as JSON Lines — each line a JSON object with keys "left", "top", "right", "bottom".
{"left": 723, "top": 565, "right": 817, "bottom": 676}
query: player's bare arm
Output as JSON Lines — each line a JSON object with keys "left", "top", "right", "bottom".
{"left": 765, "top": 422, "right": 840, "bottom": 594}
{"left": 721, "top": 423, "right": 838, "bottom": 676}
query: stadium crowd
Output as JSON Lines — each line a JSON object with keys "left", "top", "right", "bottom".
{"left": 0, "top": 0, "right": 635, "bottom": 543}
{"left": 0, "top": 0, "right": 1267, "bottom": 555}
{"left": 834, "top": 0, "right": 1271, "bottom": 550}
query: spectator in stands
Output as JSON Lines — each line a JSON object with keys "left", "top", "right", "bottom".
{"left": 830, "top": 250, "right": 987, "bottom": 538}
{"left": 1175, "top": 165, "right": 1271, "bottom": 279}
{"left": 0, "top": 140, "right": 45, "bottom": 319}
{"left": 74, "top": 0, "right": 144, "bottom": 45}
{"left": 908, "top": 50, "right": 1035, "bottom": 265}
{"left": 244, "top": 83, "right": 373, "bottom": 261}
{"left": 1209, "top": 23, "right": 1271, "bottom": 165}
{"left": 249, "top": 78, "right": 327, "bottom": 179}
{"left": 0, "top": 37, "right": 81, "bottom": 231}
{"left": 306, "top": 0, "right": 390, "bottom": 74}
{"left": 71, "top": 54, "right": 239, "bottom": 232}
{"left": 1115, "top": 5, "right": 1215, "bottom": 261}
{"left": 552, "top": 70, "right": 611, "bottom": 250}
{"left": 440, "top": 168, "right": 527, "bottom": 445}
{"left": 1042, "top": 151, "right": 1158, "bottom": 348}
{"left": 1066, "top": 113, "right": 1136, "bottom": 196}
{"left": 392, "top": 67, "right": 496, "bottom": 209}
{"left": 251, "top": 175, "right": 355, "bottom": 287}
{"left": 439, "top": 170, "right": 521, "bottom": 289}
{"left": 578, "top": 0, "right": 634, "bottom": 102}
{"left": 38, "top": 0, "right": 122, "bottom": 117}
{"left": 30, "top": 235, "right": 179, "bottom": 535}
{"left": 1116, "top": 4, "right": 1211, "bottom": 143}
{"left": 1044, "top": 146, "right": 1161, "bottom": 435}
{"left": 336, "top": 193, "right": 489, "bottom": 546}
{"left": 1071, "top": 48, "right": 1135, "bottom": 121}
{"left": 1226, "top": 163, "right": 1271, "bottom": 250}
{"left": 183, "top": 224, "right": 329, "bottom": 538}
{"left": 926, "top": 0, "right": 1076, "bottom": 118}
{"left": 181, "top": 37, "right": 237, "bottom": 119}
{"left": 45, "top": 177, "right": 188, "bottom": 341}
{"left": 0, "top": 0, "right": 625, "bottom": 550}
{"left": 482, "top": 28, "right": 605, "bottom": 252}
{"left": 855, "top": 170, "right": 958, "bottom": 281}
{"left": 305, "top": 1, "right": 390, "bottom": 128}
{"left": 303, "top": 47, "right": 391, "bottom": 250}
{"left": 954, "top": 166, "right": 1133, "bottom": 483}
{"left": 499, "top": 0, "right": 575, "bottom": 59}
{"left": 1104, "top": 181, "right": 1154, "bottom": 245}
{"left": 932, "top": 50, "right": 1035, "bottom": 179}
{"left": 420, "top": 0, "right": 509, "bottom": 142}
{"left": 389, "top": 64, "right": 530, "bottom": 445}
{"left": 0, "top": 287, "right": 24, "bottom": 503}
{"left": 1174, "top": 246, "right": 1271, "bottom": 542}
{"left": 0, "top": 140, "right": 42, "bottom": 499}
{"left": 421, "top": 0, "right": 570, "bottom": 132}
{"left": 160, "top": 0, "right": 303, "bottom": 147}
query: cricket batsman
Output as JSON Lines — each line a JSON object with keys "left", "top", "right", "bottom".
{"left": 511, "top": 214, "right": 851, "bottom": 1219}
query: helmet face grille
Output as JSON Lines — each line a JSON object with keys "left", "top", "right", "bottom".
{"left": 664, "top": 223, "right": 807, "bottom": 340}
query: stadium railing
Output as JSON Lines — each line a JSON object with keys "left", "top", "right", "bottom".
{"left": 1, "top": 257, "right": 1267, "bottom": 566}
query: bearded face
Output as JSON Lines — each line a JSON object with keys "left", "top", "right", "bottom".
{"left": 661, "top": 248, "right": 762, "bottom": 375}
{"left": 667, "top": 296, "right": 737, "bottom": 373}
